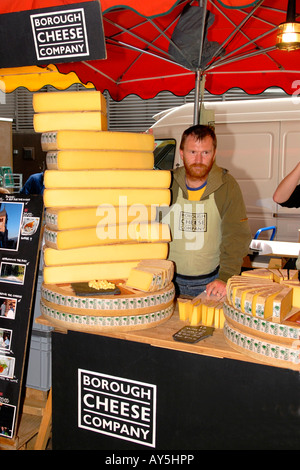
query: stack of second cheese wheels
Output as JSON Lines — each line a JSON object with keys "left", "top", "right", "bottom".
{"left": 33, "top": 90, "right": 175, "bottom": 333}
{"left": 223, "top": 268, "right": 300, "bottom": 369}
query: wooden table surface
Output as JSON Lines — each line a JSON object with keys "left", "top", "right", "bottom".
{"left": 38, "top": 304, "right": 283, "bottom": 369}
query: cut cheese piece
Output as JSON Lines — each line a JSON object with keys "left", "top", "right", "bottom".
{"left": 45, "top": 206, "right": 157, "bottom": 230}
{"left": 138, "top": 259, "right": 174, "bottom": 284}
{"left": 41, "top": 130, "right": 155, "bottom": 152}
{"left": 272, "top": 286, "right": 293, "bottom": 322}
{"left": 281, "top": 282, "right": 300, "bottom": 308}
{"left": 190, "top": 302, "right": 202, "bottom": 326}
{"left": 125, "top": 260, "right": 174, "bottom": 292}
{"left": 43, "top": 188, "right": 171, "bottom": 208}
{"left": 43, "top": 261, "right": 139, "bottom": 284}
{"left": 214, "top": 303, "right": 225, "bottom": 328}
{"left": 234, "top": 283, "right": 272, "bottom": 310}
{"left": 241, "top": 269, "right": 274, "bottom": 280}
{"left": 46, "top": 150, "right": 154, "bottom": 170}
{"left": 268, "top": 269, "right": 284, "bottom": 283}
{"left": 34, "top": 112, "right": 108, "bottom": 132}
{"left": 241, "top": 286, "right": 278, "bottom": 314}
{"left": 44, "top": 169, "right": 171, "bottom": 189}
{"left": 177, "top": 299, "right": 193, "bottom": 322}
{"left": 43, "top": 242, "right": 169, "bottom": 266}
{"left": 33, "top": 90, "right": 107, "bottom": 113}
{"left": 253, "top": 286, "right": 284, "bottom": 318}
{"left": 44, "top": 222, "right": 171, "bottom": 249}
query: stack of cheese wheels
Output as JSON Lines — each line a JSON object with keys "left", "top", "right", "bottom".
{"left": 33, "top": 90, "right": 175, "bottom": 332}
{"left": 223, "top": 268, "right": 300, "bottom": 369}
{"left": 177, "top": 293, "right": 225, "bottom": 329}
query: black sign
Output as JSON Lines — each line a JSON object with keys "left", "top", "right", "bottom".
{"left": 0, "top": 194, "right": 43, "bottom": 439}
{"left": 0, "top": 1, "right": 106, "bottom": 68}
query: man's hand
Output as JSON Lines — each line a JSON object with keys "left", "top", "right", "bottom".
{"left": 206, "top": 279, "right": 226, "bottom": 298}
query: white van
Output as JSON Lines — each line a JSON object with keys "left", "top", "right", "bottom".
{"left": 150, "top": 98, "right": 300, "bottom": 243}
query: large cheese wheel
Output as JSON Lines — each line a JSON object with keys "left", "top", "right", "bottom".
{"left": 44, "top": 169, "right": 171, "bottom": 189}
{"left": 43, "top": 188, "right": 171, "bottom": 208}
{"left": 40, "top": 299, "right": 174, "bottom": 332}
{"left": 45, "top": 206, "right": 157, "bottom": 230}
{"left": 46, "top": 150, "right": 154, "bottom": 170}
{"left": 223, "top": 320, "right": 300, "bottom": 370}
{"left": 43, "top": 242, "right": 169, "bottom": 266}
{"left": 43, "top": 261, "right": 139, "bottom": 284}
{"left": 41, "top": 281, "right": 175, "bottom": 315}
{"left": 44, "top": 223, "right": 171, "bottom": 249}
{"left": 41, "top": 130, "right": 154, "bottom": 152}
{"left": 33, "top": 90, "right": 107, "bottom": 113}
{"left": 34, "top": 112, "right": 108, "bottom": 132}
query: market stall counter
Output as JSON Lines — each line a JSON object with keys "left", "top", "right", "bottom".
{"left": 38, "top": 304, "right": 300, "bottom": 451}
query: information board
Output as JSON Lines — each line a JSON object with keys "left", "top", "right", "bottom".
{"left": 0, "top": 194, "right": 43, "bottom": 439}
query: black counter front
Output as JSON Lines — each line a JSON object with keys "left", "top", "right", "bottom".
{"left": 51, "top": 319, "right": 300, "bottom": 451}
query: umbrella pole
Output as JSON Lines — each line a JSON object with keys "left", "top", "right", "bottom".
{"left": 194, "top": 0, "right": 207, "bottom": 125}
{"left": 193, "top": 70, "right": 205, "bottom": 125}
{"left": 194, "top": 70, "right": 201, "bottom": 125}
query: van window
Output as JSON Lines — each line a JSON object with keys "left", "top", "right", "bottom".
{"left": 154, "top": 139, "right": 176, "bottom": 170}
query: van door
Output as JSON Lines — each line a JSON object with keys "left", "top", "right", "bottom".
{"left": 275, "top": 121, "right": 300, "bottom": 242}
{"left": 214, "top": 121, "right": 280, "bottom": 239}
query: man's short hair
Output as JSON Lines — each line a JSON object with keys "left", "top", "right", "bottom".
{"left": 180, "top": 124, "right": 217, "bottom": 151}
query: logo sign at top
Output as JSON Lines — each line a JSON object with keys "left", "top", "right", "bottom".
{"left": 31, "top": 7, "right": 90, "bottom": 61}
{"left": 0, "top": 1, "right": 106, "bottom": 68}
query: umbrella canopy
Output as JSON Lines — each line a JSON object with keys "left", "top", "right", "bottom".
{"left": 0, "top": 0, "right": 299, "bottom": 103}
{"left": 55, "top": 0, "right": 300, "bottom": 102}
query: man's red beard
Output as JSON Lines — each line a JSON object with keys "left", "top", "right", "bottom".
{"left": 184, "top": 162, "right": 212, "bottom": 179}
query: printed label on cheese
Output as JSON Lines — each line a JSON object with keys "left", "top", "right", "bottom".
{"left": 46, "top": 150, "right": 154, "bottom": 170}
{"left": 34, "top": 112, "right": 108, "bottom": 132}
{"left": 33, "top": 90, "right": 107, "bottom": 113}
{"left": 44, "top": 169, "right": 171, "bottom": 189}
{"left": 43, "top": 188, "right": 171, "bottom": 208}
{"left": 41, "top": 130, "right": 155, "bottom": 152}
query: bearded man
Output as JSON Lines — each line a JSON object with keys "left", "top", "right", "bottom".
{"left": 164, "top": 124, "right": 252, "bottom": 298}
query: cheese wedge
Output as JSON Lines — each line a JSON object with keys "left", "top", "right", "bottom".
{"left": 268, "top": 269, "right": 283, "bottom": 283}
{"left": 235, "top": 283, "right": 272, "bottom": 310}
{"left": 43, "top": 188, "right": 171, "bottom": 208}
{"left": 46, "top": 150, "right": 154, "bottom": 170}
{"left": 44, "top": 169, "right": 171, "bottom": 189}
{"left": 272, "top": 286, "right": 293, "bottom": 322}
{"left": 41, "top": 130, "right": 155, "bottom": 152}
{"left": 241, "top": 269, "right": 274, "bottom": 280}
{"left": 33, "top": 90, "right": 107, "bottom": 113}
{"left": 45, "top": 206, "right": 157, "bottom": 230}
{"left": 125, "top": 261, "right": 173, "bottom": 292}
{"left": 43, "top": 242, "right": 169, "bottom": 266}
{"left": 44, "top": 222, "right": 171, "bottom": 249}
{"left": 43, "top": 261, "right": 139, "bottom": 285}
{"left": 241, "top": 286, "right": 278, "bottom": 314}
{"left": 281, "top": 283, "right": 300, "bottom": 308}
{"left": 138, "top": 259, "right": 174, "bottom": 284}
{"left": 253, "top": 286, "right": 284, "bottom": 319}
{"left": 34, "top": 112, "right": 108, "bottom": 133}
